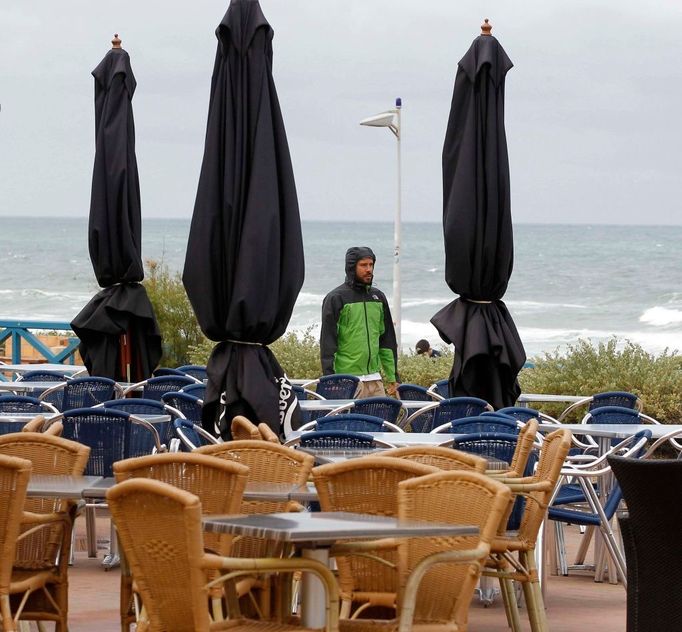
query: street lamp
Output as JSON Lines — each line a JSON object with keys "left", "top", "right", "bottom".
{"left": 360, "top": 97, "right": 402, "bottom": 347}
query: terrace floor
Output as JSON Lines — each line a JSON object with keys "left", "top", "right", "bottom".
{"left": 60, "top": 519, "right": 625, "bottom": 631}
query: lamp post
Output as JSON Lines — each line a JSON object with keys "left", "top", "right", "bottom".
{"left": 360, "top": 97, "right": 402, "bottom": 347}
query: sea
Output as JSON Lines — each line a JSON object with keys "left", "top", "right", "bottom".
{"left": 1, "top": 217, "right": 681, "bottom": 360}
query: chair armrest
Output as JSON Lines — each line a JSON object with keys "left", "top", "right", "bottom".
{"left": 331, "top": 538, "right": 398, "bottom": 555}
{"left": 202, "top": 554, "right": 339, "bottom": 632}
{"left": 398, "top": 544, "right": 490, "bottom": 632}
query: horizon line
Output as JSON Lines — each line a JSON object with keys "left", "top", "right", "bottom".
{"left": 1, "top": 215, "right": 681, "bottom": 228}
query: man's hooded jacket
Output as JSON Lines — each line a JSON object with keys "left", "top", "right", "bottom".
{"left": 320, "top": 247, "right": 398, "bottom": 382}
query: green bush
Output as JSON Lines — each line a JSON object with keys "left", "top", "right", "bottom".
{"left": 519, "top": 338, "right": 682, "bottom": 423}
{"left": 395, "top": 350, "right": 452, "bottom": 387}
{"left": 143, "top": 260, "right": 207, "bottom": 368}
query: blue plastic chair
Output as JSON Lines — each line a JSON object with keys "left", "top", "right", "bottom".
{"left": 39, "top": 376, "right": 120, "bottom": 412}
{"left": 153, "top": 367, "right": 187, "bottom": 377}
{"left": 57, "top": 408, "right": 164, "bottom": 475}
{"left": 18, "top": 370, "right": 67, "bottom": 383}
{"left": 298, "top": 430, "right": 379, "bottom": 450}
{"left": 102, "top": 398, "right": 175, "bottom": 447}
{"left": 314, "top": 374, "right": 359, "bottom": 399}
{"left": 162, "top": 392, "right": 203, "bottom": 423}
{"left": 0, "top": 395, "right": 58, "bottom": 414}
{"left": 427, "top": 378, "right": 450, "bottom": 399}
{"left": 180, "top": 383, "right": 206, "bottom": 400}
{"left": 314, "top": 413, "right": 386, "bottom": 433}
{"left": 451, "top": 432, "right": 537, "bottom": 530}
{"left": 558, "top": 391, "right": 642, "bottom": 422}
{"left": 342, "top": 396, "right": 406, "bottom": 425}
{"left": 434, "top": 415, "right": 519, "bottom": 435}
{"left": 405, "top": 396, "right": 493, "bottom": 433}
{"left": 549, "top": 430, "right": 652, "bottom": 581}
{"left": 124, "top": 375, "right": 196, "bottom": 401}
{"left": 173, "top": 418, "right": 220, "bottom": 451}
{"left": 176, "top": 365, "right": 208, "bottom": 381}
{"left": 396, "top": 384, "right": 432, "bottom": 401}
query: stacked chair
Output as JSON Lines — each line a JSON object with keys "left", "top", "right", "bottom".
{"left": 0, "top": 433, "right": 90, "bottom": 630}
{"left": 107, "top": 477, "right": 339, "bottom": 632}
{"left": 113, "top": 452, "right": 250, "bottom": 629}
{"left": 312, "top": 457, "right": 438, "bottom": 618}
{"left": 196, "top": 440, "right": 315, "bottom": 619}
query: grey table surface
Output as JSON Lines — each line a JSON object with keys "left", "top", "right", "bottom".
{"left": 27, "top": 475, "right": 104, "bottom": 498}
{"left": 0, "top": 363, "right": 87, "bottom": 376}
{"left": 203, "top": 510, "right": 477, "bottom": 543}
{"left": 287, "top": 431, "right": 460, "bottom": 447}
{"left": 539, "top": 423, "right": 682, "bottom": 440}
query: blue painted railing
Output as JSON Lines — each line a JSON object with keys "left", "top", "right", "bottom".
{"left": 0, "top": 320, "right": 80, "bottom": 366}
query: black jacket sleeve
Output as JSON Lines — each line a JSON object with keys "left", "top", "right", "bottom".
{"left": 320, "top": 291, "right": 341, "bottom": 375}
{"left": 378, "top": 291, "right": 399, "bottom": 382}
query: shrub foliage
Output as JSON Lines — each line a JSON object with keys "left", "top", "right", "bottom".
{"left": 143, "top": 260, "right": 206, "bottom": 368}
{"left": 519, "top": 338, "right": 682, "bottom": 423}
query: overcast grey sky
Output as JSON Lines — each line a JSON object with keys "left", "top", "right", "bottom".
{"left": 2, "top": 0, "right": 682, "bottom": 224}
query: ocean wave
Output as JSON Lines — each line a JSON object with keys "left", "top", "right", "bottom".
{"left": 506, "top": 300, "right": 587, "bottom": 310}
{"left": 639, "top": 306, "right": 682, "bottom": 327}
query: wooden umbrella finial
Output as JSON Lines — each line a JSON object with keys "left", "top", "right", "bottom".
{"left": 481, "top": 19, "right": 492, "bottom": 36}
{"left": 112, "top": 33, "right": 122, "bottom": 49}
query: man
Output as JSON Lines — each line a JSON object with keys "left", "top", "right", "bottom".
{"left": 415, "top": 339, "right": 442, "bottom": 358}
{"left": 320, "top": 246, "right": 399, "bottom": 398}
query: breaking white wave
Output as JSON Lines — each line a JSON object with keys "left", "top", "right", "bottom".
{"left": 639, "top": 306, "right": 682, "bottom": 327}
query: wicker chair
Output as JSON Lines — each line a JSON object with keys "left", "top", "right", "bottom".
{"left": 484, "top": 428, "right": 572, "bottom": 632}
{"left": 195, "top": 440, "right": 315, "bottom": 618}
{"left": 333, "top": 470, "right": 511, "bottom": 632}
{"left": 258, "top": 423, "right": 280, "bottom": 444}
{"left": 609, "top": 454, "right": 682, "bottom": 632}
{"left": 106, "top": 478, "right": 339, "bottom": 632}
{"left": 0, "top": 434, "right": 90, "bottom": 631}
{"left": 231, "top": 416, "right": 262, "bottom": 440}
{"left": 0, "top": 453, "right": 32, "bottom": 632}
{"left": 312, "top": 457, "right": 438, "bottom": 619}
{"left": 113, "top": 452, "right": 250, "bottom": 630}
{"left": 381, "top": 445, "right": 487, "bottom": 473}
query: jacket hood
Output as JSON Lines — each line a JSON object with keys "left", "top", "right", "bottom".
{"left": 345, "top": 246, "right": 376, "bottom": 287}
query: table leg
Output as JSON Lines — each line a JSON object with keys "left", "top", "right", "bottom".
{"left": 300, "top": 547, "right": 329, "bottom": 629}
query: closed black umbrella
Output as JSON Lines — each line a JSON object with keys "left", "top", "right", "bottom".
{"left": 71, "top": 35, "right": 162, "bottom": 381}
{"left": 183, "top": 0, "right": 304, "bottom": 438}
{"left": 431, "top": 20, "right": 526, "bottom": 409}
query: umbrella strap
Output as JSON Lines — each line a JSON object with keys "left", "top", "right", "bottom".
{"left": 225, "top": 339, "right": 263, "bottom": 346}
{"left": 465, "top": 299, "right": 493, "bottom": 304}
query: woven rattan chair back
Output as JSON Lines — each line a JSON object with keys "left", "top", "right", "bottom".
{"left": 196, "top": 440, "right": 314, "bottom": 560}
{"left": 397, "top": 470, "right": 512, "bottom": 628}
{"left": 258, "top": 423, "right": 280, "bottom": 444}
{"left": 516, "top": 428, "right": 571, "bottom": 545}
{"left": 506, "top": 418, "right": 538, "bottom": 477}
{"left": 113, "top": 452, "right": 248, "bottom": 554}
{"left": 113, "top": 453, "right": 248, "bottom": 630}
{"left": 0, "top": 433, "right": 90, "bottom": 572}
{"left": 0, "top": 453, "right": 31, "bottom": 604}
{"left": 230, "top": 415, "right": 262, "bottom": 440}
{"left": 107, "top": 479, "right": 215, "bottom": 632}
{"left": 312, "top": 456, "right": 438, "bottom": 617}
{"left": 21, "top": 415, "right": 47, "bottom": 433}
{"left": 382, "top": 445, "right": 487, "bottom": 472}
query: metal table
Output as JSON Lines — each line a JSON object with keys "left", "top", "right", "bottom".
{"left": 0, "top": 363, "right": 87, "bottom": 377}
{"left": 287, "top": 430, "right": 461, "bottom": 447}
{"left": 27, "top": 474, "right": 104, "bottom": 498}
{"left": 203, "top": 510, "right": 477, "bottom": 628}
